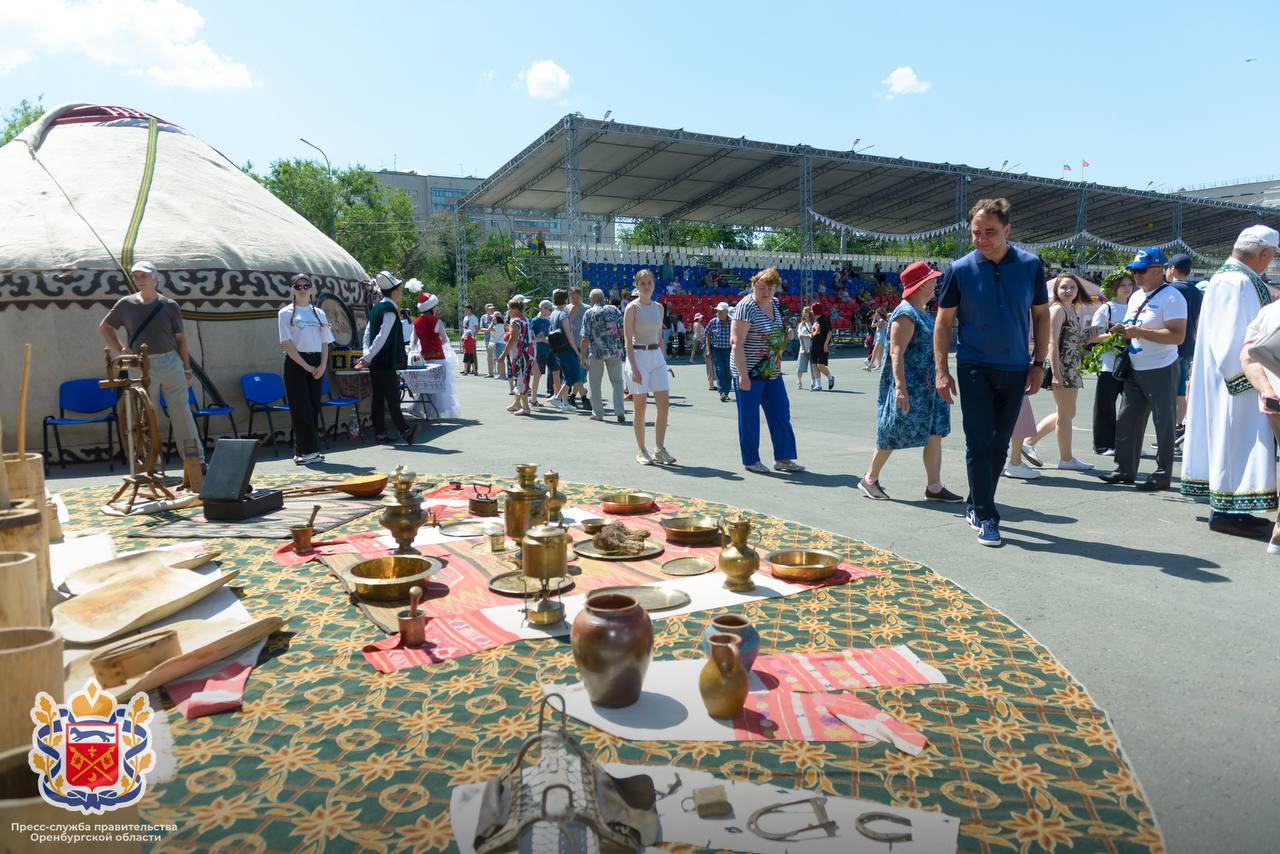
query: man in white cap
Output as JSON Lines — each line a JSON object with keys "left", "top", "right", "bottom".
{"left": 99, "top": 260, "right": 204, "bottom": 465}
{"left": 355, "top": 271, "right": 415, "bottom": 445}
{"left": 1181, "top": 225, "right": 1279, "bottom": 538}
{"left": 707, "top": 302, "right": 734, "bottom": 401}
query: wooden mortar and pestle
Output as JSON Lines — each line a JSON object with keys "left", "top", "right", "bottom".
{"left": 290, "top": 504, "right": 322, "bottom": 555}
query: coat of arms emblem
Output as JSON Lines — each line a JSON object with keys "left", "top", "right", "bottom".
{"left": 28, "top": 679, "right": 155, "bottom": 814}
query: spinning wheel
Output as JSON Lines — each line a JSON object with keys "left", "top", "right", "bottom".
{"left": 117, "top": 385, "right": 160, "bottom": 474}
{"left": 100, "top": 345, "right": 177, "bottom": 512}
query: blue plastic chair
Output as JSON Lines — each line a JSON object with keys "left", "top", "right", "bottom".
{"left": 319, "top": 375, "right": 359, "bottom": 447}
{"left": 240, "top": 372, "right": 290, "bottom": 455}
{"left": 43, "top": 378, "right": 118, "bottom": 471}
{"left": 159, "top": 387, "right": 237, "bottom": 464}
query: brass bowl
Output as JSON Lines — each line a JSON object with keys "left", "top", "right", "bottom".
{"left": 347, "top": 555, "right": 442, "bottom": 602}
{"left": 579, "top": 517, "right": 606, "bottom": 534}
{"left": 764, "top": 549, "right": 841, "bottom": 583}
{"left": 600, "top": 492, "right": 655, "bottom": 515}
{"left": 659, "top": 515, "right": 722, "bottom": 545}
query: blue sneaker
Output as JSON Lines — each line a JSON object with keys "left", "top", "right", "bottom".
{"left": 965, "top": 508, "right": 981, "bottom": 531}
{"left": 977, "top": 520, "right": 1002, "bottom": 547}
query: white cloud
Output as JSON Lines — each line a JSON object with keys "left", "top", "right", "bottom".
{"left": 878, "top": 66, "right": 931, "bottom": 99}
{"left": 518, "top": 59, "right": 570, "bottom": 100}
{"left": 481, "top": 69, "right": 495, "bottom": 83}
{"left": 0, "top": 0, "right": 255, "bottom": 90}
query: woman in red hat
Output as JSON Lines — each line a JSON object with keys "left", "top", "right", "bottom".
{"left": 859, "top": 261, "right": 960, "bottom": 502}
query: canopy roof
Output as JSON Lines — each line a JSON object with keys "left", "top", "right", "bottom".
{"left": 463, "top": 116, "right": 1279, "bottom": 254}
{"left": 0, "top": 103, "right": 366, "bottom": 282}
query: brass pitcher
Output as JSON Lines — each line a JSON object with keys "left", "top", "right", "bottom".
{"left": 542, "top": 470, "right": 566, "bottom": 524}
{"left": 380, "top": 466, "right": 427, "bottom": 555}
{"left": 718, "top": 518, "right": 758, "bottom": 592}
{"left": 699, "top": 633, "right": 749, "bottom": 719}
{"left": 504, "top": 463, "right": 547, "bottom": 540}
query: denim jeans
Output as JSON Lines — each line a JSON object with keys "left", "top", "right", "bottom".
{"left": 711, "top": 347, "right": 732, "bottom": 396}
{"left": 957, "top": 362, "right": 1027, "bottom": 523}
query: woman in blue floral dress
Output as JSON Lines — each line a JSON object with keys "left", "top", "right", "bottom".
{"left": 858, "top": 262, "right": 961, "bottom": 502}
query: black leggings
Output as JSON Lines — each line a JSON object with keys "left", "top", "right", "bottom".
{"left": 370, "top": 368, "right": 408, "bottom": 436}
{"left": 283, "top": 353, "right": 324, "bottom": 455}
{"left": 1092, "top": 370, "right": 1123, "bottom": 453}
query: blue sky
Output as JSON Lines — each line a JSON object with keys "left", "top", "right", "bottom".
{"left": 2, "top": 0, "right": 1276, "bottom": 195}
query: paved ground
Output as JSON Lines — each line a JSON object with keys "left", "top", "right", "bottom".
{"left": 47, "top": 351, "right": 1278, "bottom": 853}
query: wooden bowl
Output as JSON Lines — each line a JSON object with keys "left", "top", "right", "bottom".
{"left": 764, "top": 549, "right": 840, "bottom": 582}
{"left": 347, "top": 555, "right": 442, "bottom": 602}
{"left": 600, "top": 492, "right": 655, "bottom": 515}
{"left": 659, "top": 516, "right": 722, "bottom": 546}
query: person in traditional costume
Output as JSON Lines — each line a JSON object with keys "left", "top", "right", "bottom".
{"left": 355, "top": 271, "right": 416, "bottom": 445}
{"left": 407, "top": 286, "right": 461, "bottom": 420}
{"left": 1240, "top": 299, "right": 1280, "bottom": 554}
{"left": 1181, "top": 225, "right": 1280, "bottom": 538}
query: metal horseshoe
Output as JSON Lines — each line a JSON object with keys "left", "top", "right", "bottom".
{"left": 855, "top": 811, "right": 913, "bottom": 844}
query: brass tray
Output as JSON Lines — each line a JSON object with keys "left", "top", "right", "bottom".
{"left": 765, "top": 548, "right": 841, "bottom": 582}
{"left": 659, "top": 516, "right": 722, "bottom": 546}
{"left": 438, "top": 520, "right": 493, "bottom": 538}
{"left": 599, "top": 491, "right": 656, "bottom": 515}
{"left": 660, "top": 556, "right": 715, "bottom": 576}
{"left": 573, "top": 540, "right": 664, "bottom": 562}
{"left": 590, "top": 585, "right": 691, "bottom": 612}
{"left": 488, "top": 571, "right": 574, "bottom": 598}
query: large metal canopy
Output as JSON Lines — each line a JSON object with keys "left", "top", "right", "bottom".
{"left": 462, "top": 115, "right": 1278, "bottom": 252}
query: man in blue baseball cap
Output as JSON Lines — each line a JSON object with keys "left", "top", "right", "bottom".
{"left": 1098, "top": 247, "right": 1186, "bottom": 491}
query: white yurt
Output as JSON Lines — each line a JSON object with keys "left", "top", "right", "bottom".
{"left": 0, "top": 103, "right": 370, "bottom": 463}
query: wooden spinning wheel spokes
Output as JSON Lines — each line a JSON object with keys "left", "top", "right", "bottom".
{"left": 117, "top": 386, "right": 160, "bottom": 474}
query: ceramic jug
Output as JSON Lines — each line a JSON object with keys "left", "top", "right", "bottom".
{"left": 699, "top": 633, "right": 749, "bottom": 720}
{"left": 718, "top": 518, "right": 758, "bottom": 592}
{"left": 571, "top": 593, "right": 653, "bottom": 707}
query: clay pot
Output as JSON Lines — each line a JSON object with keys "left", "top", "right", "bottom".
{"left": 701, "top": 614, "right": 760, "bottom": 672}
{"left": 571, "top": 593, "right": 653, "bottom": 707}
{"left": 699, "top": 633, "right": 749, "bottom": 720}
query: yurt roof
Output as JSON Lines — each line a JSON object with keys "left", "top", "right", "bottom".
{"left": 0, "top": 103, "right": 366, "bottom": 283}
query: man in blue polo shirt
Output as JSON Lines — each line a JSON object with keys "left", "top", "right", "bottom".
{"left": 934, "top": 198, "right": 1049, "bottom": 547}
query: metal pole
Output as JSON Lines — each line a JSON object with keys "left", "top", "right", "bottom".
{"left": 799, "top": 154, "right": 814, "bottom": 303}
{"left": 564, "top": 115, "right": 583, "bottom": 286}
{"left": 1073, "top": 188, "right": 1088, "bottom": 272}
{"left": 299, "top": 137, "right": 336, "bottom": 239}
{"left": 455, "top": 213, "right": 469, "bottom": 322}
{"left": 955, "top": 175, "right": 968, "bottom": 259}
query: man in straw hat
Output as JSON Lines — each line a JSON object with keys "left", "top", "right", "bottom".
{"left": 1181, "top": 225, "right": 1279, "bottom": 539}
{"left": 355, "top": 271, "right": 416, "bottom": 445}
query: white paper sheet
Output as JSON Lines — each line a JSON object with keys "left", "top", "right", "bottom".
{"left": 481, "top": 571, "right": 809, "bottom": 641}
{"left": 450, "top": 762, "right": 959, "bottom": 854}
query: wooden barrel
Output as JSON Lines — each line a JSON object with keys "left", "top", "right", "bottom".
{"left": 0, "top": 553, "right": 42, "bottom": 629}
{"left": 0, "top": 628, "right": 61, "bottom": 754}
{"left": 0, "top": 746, "right": 140, "bottom": 853}
{"left": 0, "top": 502, "right": 48, "bottom": 625}
{"left": 1, "top": 453, "right": 44, "bottom": 505}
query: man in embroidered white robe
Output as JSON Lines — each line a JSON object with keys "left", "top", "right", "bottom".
{"left": 1181, "top": 225, "right": 1279, "bottom": 538}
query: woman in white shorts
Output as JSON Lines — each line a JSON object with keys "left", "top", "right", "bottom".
{"left": 624, "top": 269, "right": 676, "bottom": 465}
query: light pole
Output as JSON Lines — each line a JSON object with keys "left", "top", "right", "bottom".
{"left": 300, "top": 137, "right": 336, "bottom": 239}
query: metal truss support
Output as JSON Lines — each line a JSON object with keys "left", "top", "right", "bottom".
{"left": 1171, "top": 201, "right": 1183, "bottom": 240}
{"left": 799, "top": 154, "right": 814, "bottom": 302}
{"left": 607, "top": 147, "right": 735, "bottom": 218}
{"left": 563, "top": 115, "right": 583, "bottom": 284}
{"left": 455, "top": 213, "right": 469, "bottom": 321}
{"left": 955, "top": 175, "right": 969, "bottom": 257}
{"left": 1073, "top": 188, "right": 1088, "bottom": 271}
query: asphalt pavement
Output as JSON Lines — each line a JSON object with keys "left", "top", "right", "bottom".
{"left": 46, "top": 350, "right": 1279, "bottom": 853}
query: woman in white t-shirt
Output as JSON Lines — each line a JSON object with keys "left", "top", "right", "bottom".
{"left": 796, "top": 306, "right": 816, "bottom": 390}
{"left": 278, "top": 273, "right": 335, "bottom": 465}
{"left": 1088, "top": 270, "right": 1134, "bottom": 455}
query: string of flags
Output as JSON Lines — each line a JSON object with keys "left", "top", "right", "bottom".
{"left": 808, "top": 210, "right": 1223, "bottom": 264}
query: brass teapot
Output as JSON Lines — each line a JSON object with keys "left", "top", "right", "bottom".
{"left": 719, "top": 518, "right": 759, "bottom": 592}
{"left": 520, "top": 524, "right": 571, "bottom": 581}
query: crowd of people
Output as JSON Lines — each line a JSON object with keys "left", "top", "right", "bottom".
{"left": 95, "top": 197, "right": 1280, "bottom": 557}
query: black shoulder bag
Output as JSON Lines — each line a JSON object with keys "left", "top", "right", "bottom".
{"left": 1111, "top": 286, "right": 1166, "bottom": 383}
{"left": 128, "top": 300, "right": 167, "bottom": 350}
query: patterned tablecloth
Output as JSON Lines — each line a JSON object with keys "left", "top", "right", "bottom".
{"left": 56, "top": 474, "right": 1162, "bottom": 854}
{"left": 399, "top": 363, "right": 447, "bottom": 395}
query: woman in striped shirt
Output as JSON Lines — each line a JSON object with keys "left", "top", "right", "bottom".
{"left": 731, "top": 267, "right": 804, "bottom": 474}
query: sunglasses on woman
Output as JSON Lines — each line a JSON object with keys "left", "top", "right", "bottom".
{"left": 292, "top": 282, "right": 312, "bottom": 291}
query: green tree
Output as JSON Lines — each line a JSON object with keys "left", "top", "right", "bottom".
{"left": 620, "top": 219, "right": 756, "bottom": 249}
{"left": 757, "top": 228, "right": 842, "bottom": 254}
{"left": 2, "top": 96, "right": 45, "bottom": 147}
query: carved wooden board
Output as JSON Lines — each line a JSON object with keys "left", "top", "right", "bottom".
{"left": 62, "top": 550, "right": 220, "bottom": 596}
{"left": 51, "top": 567, "right": 241, "bottom": 645}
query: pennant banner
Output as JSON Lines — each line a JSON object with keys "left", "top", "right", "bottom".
{"left": 809, "top": 210, "right": 1223, "bottom": 264}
